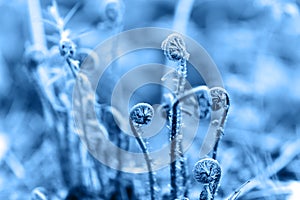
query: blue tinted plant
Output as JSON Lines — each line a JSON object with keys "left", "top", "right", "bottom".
{"left": 161, "top": 31, "right": 231, "bottom": 200}
{"left": 193, "top": 158, "right": 222, "bottom": 200}
{"left": 24, "top": 1, "right": 235, "bottom": 199}
{"left": 129, "top": 103, "right": 157, "bottom": 200}
{"left": 161, "top": 33, "right": 190, "bottom": 199}
{"left": 209, "top": 87, "right": 230, "bottom": 160}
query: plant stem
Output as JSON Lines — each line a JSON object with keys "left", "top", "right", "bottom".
{"left": 174, "top": 86, "right": 230, "bottom": 161}
{"left": 166, "top": 2, "right": 194, "bottom": 196}
{"left": 212, "top": 140, "right": 219, "bottom": 160}
{"left": 129, "top": 120, "right": 156, "bottom": 200}
{"left": 27, "top": 0, "right": 47, "bottom": 52}
{"left": 169, "top": 86, "right": 211, "bottom": 199}
{"left": 212, "top": 108, "right": 229, "bottom": 160}
{"left": 177, "top": 60, "right": 188, "bottom": 198}
{"left": 170, "top": 60, "right": 187, "bottom": 198}
{"left": 169, "top": 101, "right": 181, "bottom": 199}
{"left": 171, "top": 0, "right": 195, "bottom": 194}
{"left": 175, "top": 85, "right": 209, "bottom": 105}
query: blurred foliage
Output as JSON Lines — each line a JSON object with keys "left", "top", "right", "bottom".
{"left": 0, "top": 0, "right": 300, "bottom": 199}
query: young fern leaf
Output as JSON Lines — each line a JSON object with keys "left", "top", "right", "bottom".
{"left": 209, "top": 87, "right": 230, "bottom": 160}
{"left": 129, "top": 103, "right": 157, "bottom": 200}
{"left": 130, "top": 103, "right": 154, "bottom": 127}
{"left": 162, "top": 33, "right": 190, "bottom": 199}
{"left": 193, "top": 158, "right": 222, "bottom": 200}
{"left": 161, "top": 33, "right": 189, "bottom": 95}
{"left": 161, "top": 33, "right": 189, "bottom": 63}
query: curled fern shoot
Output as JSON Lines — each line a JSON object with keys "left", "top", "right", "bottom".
{"left": 193, "top": 158, "right": 222, "bottom": 200}
{"left": 162, "top": 33, "right": 191, "bottom": 199}
{"left": 209, "top": 87, "right": 230, "bottom": 160}
{"left": 129, "top": 103, "right": 156, "bottom": 200}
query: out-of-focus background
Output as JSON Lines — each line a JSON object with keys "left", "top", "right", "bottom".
{"left": 0, "top": 0, "right": 300, "bottom": 199}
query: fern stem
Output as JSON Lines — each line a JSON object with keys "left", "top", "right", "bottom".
{"left": 212, "top": 108, "right": 229, "bottom": 160}
{"left": 172, "top": 0, "right": 195, "bottom": 193}
{"left": 169, "top": 101, "right": 181, "bottom": 199}
{"left": 129, "top": 121, "right": 156, "bottom": 200}
{"left": 169, "top": 86, "right": 210, "bottom": 199}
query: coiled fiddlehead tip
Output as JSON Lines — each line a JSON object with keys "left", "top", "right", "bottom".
{"left": 129, "top": 103, "right": 154, "bottom": 127}
{"left": 193, "top": 158, "right": 221, "bottom": 184}
{"left": 209, "top": 87, "right": 230, "bottom": 111}
{"left": 161, "top": 33, "right": 190, "bottom": 62}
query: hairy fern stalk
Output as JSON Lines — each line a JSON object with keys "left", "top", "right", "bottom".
{"left": 162, "top": 33, "right": 190, "bottom": 199}
{"left": 129, "top": 103, "right": 157, "bottom": 200}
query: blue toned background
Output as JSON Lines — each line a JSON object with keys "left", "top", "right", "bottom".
{"left": 0, "top": 0, "right": 300, "bottom": 199}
